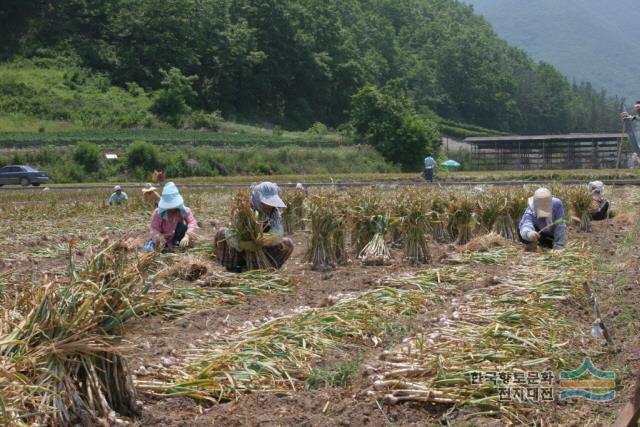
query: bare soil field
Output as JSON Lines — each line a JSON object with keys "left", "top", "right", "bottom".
{"left": 1, "top": 184, "right": 639, "bottom": 427}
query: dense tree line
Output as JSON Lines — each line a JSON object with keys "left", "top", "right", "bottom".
{"left": 0, "top": 0, "right": 623, "bottom": 134}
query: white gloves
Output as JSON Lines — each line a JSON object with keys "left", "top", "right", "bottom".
{"left": 622, "top": 112, "right": 635, "bottom": 121}
{"left": 526, "top": 230, "right": 540, "bottom": 242}
{"left": 179, "top": 235, "right": 190, "bottom": 248}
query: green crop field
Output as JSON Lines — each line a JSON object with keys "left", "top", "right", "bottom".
{"left": 0, "top": 128, "right": 345, "bottom": 149}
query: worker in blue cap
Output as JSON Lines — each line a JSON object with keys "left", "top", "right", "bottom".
{"left": 146, "top": 182, "right": 198, "bottom": 251}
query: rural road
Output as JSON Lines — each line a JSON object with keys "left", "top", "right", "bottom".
{"left": 4, "top": 179, "right": 640, "bottom": 191}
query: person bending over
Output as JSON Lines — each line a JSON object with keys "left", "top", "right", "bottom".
{"left": 148, "top": 182, "right": 198, "bottom": 251}
{"left": 587, "top": 181, "right": 609, "bottom": 221}
{"left": 519, "top": 187, "right": 566, "bottom": 250}
{"left": 108, "top": 185, "right": 128, "bottom": 206}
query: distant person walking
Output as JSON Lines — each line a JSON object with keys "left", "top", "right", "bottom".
{"left": 108, "top": 185, "right": 128, "bottom": 206}
{"left": 424, "top": 154, "right": 437, "bottom": 182}
{"left": 629, "top": 153, "right": 639, "bottom": 169}
{"left": 621, "top": 101, "right": 640, "bottom": 156}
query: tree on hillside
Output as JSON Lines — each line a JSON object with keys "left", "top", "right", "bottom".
{"left": 110, "top": 0, "right": 199, "bottom": 87}
{"left": 127, "top": 140, "right": 159, "bottom": 179}
{"left": 0, "top": 0, "right": 624, "bottom": 134}
{"left": 150, "top": 67, "right": 197, "bottom": 127}
{"left": 350, "top": 85, "right": 440, "bottom": 171}
{"left": 73, "top": 141, "right": 101, "bottom": 173}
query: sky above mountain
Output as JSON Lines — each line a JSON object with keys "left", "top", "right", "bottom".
{"left": 464, "top": 0, "right": 640, "bottom": 101}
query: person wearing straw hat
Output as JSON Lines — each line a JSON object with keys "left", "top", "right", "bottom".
{"left": 519, "top": 187, "right": 566, "bottom": 250}
{"left": 215, "top": 181, "right": 294, "bottom": 272}
{"left": 108, "top": 185, "right": 128, "bottom": 206}
{"left": 587, "top": 181, "right": 609, "bottom": 221}
{"left": 148, "top": 182, "right": 198, "bottom": 251}
{"left": 141, "top": 183, "right": 161, "bottom": 207}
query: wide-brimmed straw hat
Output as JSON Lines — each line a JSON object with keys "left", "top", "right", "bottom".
{"left": 158, "top": 182, "right": 184, "bottom": 210}
{"left": 533, "top": 187, "right": 552, "bottom": 218}
{"left": 142, "top": 183, "right": 158, "bottom": 193}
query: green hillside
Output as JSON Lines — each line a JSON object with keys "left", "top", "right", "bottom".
{"left": 465, "top": 0, "right": 640, "bottom": 100}
{"left": 0, "top": 0, "right": 623, "bottom": 135}
{"left": 0, "top": 0, "right": 628, "bottom": 180}
{"left": 0, "top": 129, "right": 343, "bottom": 149}
{"left": 0, "top": 58, "right": 152, "bottom": 130}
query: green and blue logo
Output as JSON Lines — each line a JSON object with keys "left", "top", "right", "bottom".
{"left": 559, "top": 358, "right": 615, "bottom": 401}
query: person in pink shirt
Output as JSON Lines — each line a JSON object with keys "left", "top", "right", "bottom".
{"left": 149, "top": 182, "right": 198, "bottom": 250}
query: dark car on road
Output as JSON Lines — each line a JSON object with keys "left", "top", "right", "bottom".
{"left": 0, "top": 165, "right": 50, "bottom": 186}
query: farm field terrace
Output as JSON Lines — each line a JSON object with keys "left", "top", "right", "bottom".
{"left": 1, "top": 184, "right": 639, "bottom": 426}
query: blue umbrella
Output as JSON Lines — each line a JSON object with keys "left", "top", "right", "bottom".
{"left": 441, "top": 159, "right": 461, "bottom": 168}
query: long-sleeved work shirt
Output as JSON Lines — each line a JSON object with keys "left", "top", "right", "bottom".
{"left": 149, "top": 207, "right": 198, "bottom": 248}
{"left": 108, "top": 191, "right": 128, "bottom": 205}
{"left": 519, "top": 197, "right": 566, "bottom": 249}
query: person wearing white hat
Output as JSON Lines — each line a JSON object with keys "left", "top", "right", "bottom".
{"left": 519, "top": 187, "right": 566, "bottom": 249}
{"left": 148, "top": 182, "right": 198, "bottom": 250}
{"left": 587, "top": 181, "right": 609, "bottom": 221}
{"left": 108, "top": 185, "right": 128, "bottom": 206}
{"left": 295, "top": 182, "right": 308, "bottom": 195}
{"left": 215, "top": 181, "right": 294, "bottom": 272}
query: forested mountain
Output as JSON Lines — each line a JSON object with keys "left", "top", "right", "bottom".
{"left": 0, "top": 0, "right": 623, "bottom": 134}
{"left": 465, "top": 0, "right": 640, "bottom": 101}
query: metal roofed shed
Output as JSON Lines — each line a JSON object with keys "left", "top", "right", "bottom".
{"left": 463, "top": 133, "right": 628, "bottom": 170}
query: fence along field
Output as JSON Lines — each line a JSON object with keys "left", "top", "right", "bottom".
{"left": 0, "top": 184, "right": 636, "bottom": 426}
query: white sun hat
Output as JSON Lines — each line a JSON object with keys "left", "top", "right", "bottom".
{"left": 533, "top": 187, "right": 553, "bottom": 218}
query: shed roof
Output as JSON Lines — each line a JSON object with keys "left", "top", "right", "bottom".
{"left": 464, "top": 133, "right": 625, "bottom": 145}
